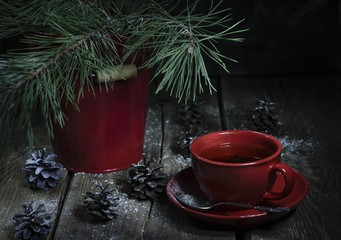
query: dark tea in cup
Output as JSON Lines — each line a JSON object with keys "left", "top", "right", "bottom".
{"left": 199, "top": 143, "right": 273, "bottom": 163}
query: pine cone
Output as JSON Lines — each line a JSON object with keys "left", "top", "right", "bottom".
{"left": 13, "top": 202, "right": 53, "bottom": 240}
{"left": 129, "top": 161, "right": 168, "bottom": 200}
{"left": 244, "top": 99, "right": 280, "bottom": 132}
{"left": 176, "top": 133, "right": 195, "bottom": 158}
{"left": 83, "top": 184, "right": 119, "bottom": 221}
{"left": 178, "top": 103, "right": 203, "bottom": 127}
{"left": 176, "top": 100, "right": 205, "bottom": 157}
{"left": 22, "top": 149, "right": 63, "bottom": 190}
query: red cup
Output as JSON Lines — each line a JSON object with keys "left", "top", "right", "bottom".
{"left": 190, "top": 130, "right": 296, "bottom": 204}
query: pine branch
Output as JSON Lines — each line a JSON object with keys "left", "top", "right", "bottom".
{"left": 0, "top": 0, "right": 247, "bottom": 150}
{"left": 15, "top": 24, "right": 117, "bottom": 91}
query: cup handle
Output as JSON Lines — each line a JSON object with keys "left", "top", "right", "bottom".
{"left": 263, "top": 163, "right": 296, "bottom": 200}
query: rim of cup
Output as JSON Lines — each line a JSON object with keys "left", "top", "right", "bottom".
{"left": 189, "top": 130, "right": 282, "bottom": 167}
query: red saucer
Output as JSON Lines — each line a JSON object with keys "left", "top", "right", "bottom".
{"left": 166, "top": 167, "right": 308, "bottom": 228}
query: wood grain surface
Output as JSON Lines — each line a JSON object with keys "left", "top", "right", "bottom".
{"left": 0, "top": 148, "right": 69, "bottom": 240}
{"left": 1, "top": 75, "right": 340, "bottom": 239}
{"left": 221, "top": 75, "right": 341, "bottom": 240}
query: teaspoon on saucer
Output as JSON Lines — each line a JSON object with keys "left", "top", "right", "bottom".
{"left": 175, "top": 193, "right": 291, "bottom": 214}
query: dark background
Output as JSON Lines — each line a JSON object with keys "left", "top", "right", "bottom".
{"left": 1, "top": 0, "right": 340, "bottom": 75}
{"left": 176, "top": 0, "right": 340, "bottom": 75}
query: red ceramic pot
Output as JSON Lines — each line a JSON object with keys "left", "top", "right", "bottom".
{"left": 51, "top": 69, "right": 150, "bottom": 173}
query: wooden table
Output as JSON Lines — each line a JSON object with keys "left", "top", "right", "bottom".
{"left": 1, "top": 74, "right": 340, "bottom": 240}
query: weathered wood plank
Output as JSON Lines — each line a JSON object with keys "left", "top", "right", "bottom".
{"left": 53, "top": 104, "right": 163, "bottom": 240}
{"left": 144, "top": 79, "right": 236, "bottom": 239}
{"left": 0, "top": 148, "right": 69, "bottom": 240}
{"left": 53, "top": 171, "right": 152, "bottom": 240}
{"left": 221, "top": 75, "right": 341, "bottom": 239}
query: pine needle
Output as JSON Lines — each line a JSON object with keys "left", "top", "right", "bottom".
{"left": 0, "top": 0, "right": 247, "bottom": 148}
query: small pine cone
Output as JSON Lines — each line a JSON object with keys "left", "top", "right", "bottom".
{"left": 83, "top": 184, "right": 119, "bottom": 221}
{"left": 176, "top": 101, "right": 206, "bottom": 158}
{"left": 22, "top": 149, "right": 63, "bottom": 190}
{"left": 179, "top": 104, "right": 203, "bottom": 127}
{"left": 244, "top": 99, "right": 280, "bottom": 132}
{"left": 13, "top": 202, "right": 53, "bottom": 240}
{"left": 176, "top": 132, "right": 195, "bottom": 158}
{"left": 129, "top": 161, "right": 168, "bottom": 200}
{"left": 178, "top": 100, "right": 205, "bottom": 128}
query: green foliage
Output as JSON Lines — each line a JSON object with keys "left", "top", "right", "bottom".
{"left": 0, "top": 0, "right": 246, "bottom": 147}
